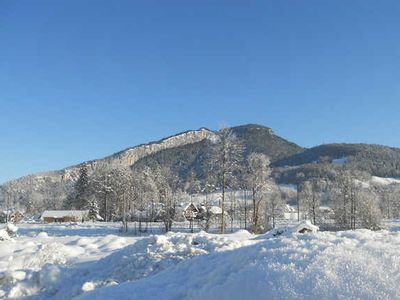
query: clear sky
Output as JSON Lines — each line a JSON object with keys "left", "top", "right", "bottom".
{"left": 1, "top": 0, "right": 400, "bottom": 183}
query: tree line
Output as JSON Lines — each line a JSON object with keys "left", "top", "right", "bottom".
{"left": 2, "top": 128, "right": 398, "bottom": 233}
{"left": 62, "top": 127, "right": 394, "bottom": 234}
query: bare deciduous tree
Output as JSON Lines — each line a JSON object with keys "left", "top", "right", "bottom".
{"left": 247, "top": 153, "right": 272, "bottom": 233}
{"left": 209, "top": 126, "right": 244, "bottom": 234}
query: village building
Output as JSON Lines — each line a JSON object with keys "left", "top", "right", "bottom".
{"left": 183, "top": 203, "right": 199, "bottom": 221}
{"left": 41, "top": 210, "right": 89, "bottom": 223}
{"left": 283, "top": 204, "right": 302, "bottom": 220}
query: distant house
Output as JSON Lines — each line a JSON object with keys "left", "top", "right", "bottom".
{"left": 183, "top": 203, "right": 199, "bottom": 221}
{"left": 41, "top": 210, "right": 89, "bottom": 223}
{"left": 283, "top": 205, "right": 302, "bottom": 221}
{"left": 209, "top": 206, "right": 229, "bottom": 223}
{"left": 319, "top": 206, "right": 333, "bottom": 215}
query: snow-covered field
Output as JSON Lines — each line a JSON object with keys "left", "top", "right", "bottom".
{"left": 1, "top": 221, "right": 400, "bottom": 299}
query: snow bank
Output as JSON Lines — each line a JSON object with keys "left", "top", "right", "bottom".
{"left": 37, "top": 231, "right": 50, "bottom": 238}
{"left": 6, "top": 223, "right": 18, "bottom": 235}
{"left": 49, "top": 231, "right": 254, "bottom": 299}
{"left": 0, "top": 223, "right": 18, "bottom": 241}
{"left": 3, "top": 222, "right": 400, "bottom": 300}
{"left": 0, "top": 228, "right": 10, "bottom": 241}
{"left": 78, "top": 229, "right": 400, "bottom": 300}
{"left": 0, "top": 232, "right": 134, "bottom": 299}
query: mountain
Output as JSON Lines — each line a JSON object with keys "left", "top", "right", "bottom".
{"left": 0, "top": 128, "right": 218, "bottom": 211}
{"left": 274, "top": 143, "right": 400, "bottom": 181}
{"left": 1, "top": 123, "right": 400, "bottom": 212}
{"left": 132, "top": 124, "right": 304, "bottom": 185}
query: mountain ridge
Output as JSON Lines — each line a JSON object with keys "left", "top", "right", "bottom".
{"left": 2, "top": 123, "right": 400, "bottom": 212}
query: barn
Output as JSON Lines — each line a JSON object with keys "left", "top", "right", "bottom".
{"left": 41, "top": 210, "right": 89, "bottom": 223}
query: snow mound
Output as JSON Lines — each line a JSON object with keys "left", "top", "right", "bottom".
{"left": 43, "top": 231, "right": 253, "bottom": 299}
{"left": 263, "top": 220, "right": 319, "bottom": 238}
{"left": 0, "top": 229, "right": 10, "bottom": 241}
{"left": 293, "top": 220, "right": 319, "bottom": 233}
{"left": 78, "top": 229, "right": 400, "bottom": 300}
{"left": 6, "top": 223, "right": 18, "bottom": 234}
{"left": 37, "top": 231, "right": 50, "bottom": 238}
{"left": 0, "top": 223, "right": 18, "bottom": 241}
{"left": 0, "top": 233, "right": 131, "bottom": 299}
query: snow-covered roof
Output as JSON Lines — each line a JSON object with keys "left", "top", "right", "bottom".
{"left": 41, "top": 210, "right": 88, "bottom": 219}
{"left": 1, "top": 210, "right": 23, "bottom": 215}
{"left": 292, "top": 220, "right": 319, "bottom": 234}
{"left": 319, "top": 206, "right": 333, "bottom": 213}
{"left": 284, "top": 204, "right": 297, "bottom": 213}
{"left": 209, "top": 206, "right": 222, "bottom": 214}
{"left": 183, "top": 203, "right": 199, "bottom": 212}
{"left": 209, "top": 206, "right": 228, "bottom": 215}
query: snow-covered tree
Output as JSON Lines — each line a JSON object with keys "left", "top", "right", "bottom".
{"left": 64, "top": 165, "right": 90, "bottom": 210}
{"left": 246, "top": 153, "right": 272, "bottom": 233}
{"left": 87, "top": 199, "right": 101, "bottom": 221}
{"left": 185, "top": 170, "right": 201, "bottom": 195}
{"left": 209, "top": 126, "right": 244, "bottom": 233}
{"left": 153, "top": 165, "right": 175, "bottom": 232}
{"left": 357, "top": 188, "right": 382, "bottom": 230}
{"left": 331, "top": 170, "right": 359, "bottom": 230}
{"left": 266, "top": 187, "right": 284, "bottom": 229}
{"left": 330, "top": 169, "right": 381, "bottom": 230}
{"left": 378, "top": 184, "right": 400, "bottom": 219}
{"left": 299, "top": 178, "right": 325, "bottom": 225}
{"left": 129, "top": 168, "right": 157, "bottom": 233}
{"left": 89, "top": 167, "right": 132, "bottom": 222}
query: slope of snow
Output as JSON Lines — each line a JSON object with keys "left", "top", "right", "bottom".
{"left": 0, "top": 223, "right": 137, "bottom": 298}
{"left": 2, "top": 222, "right": 400, "bottom": 299}
{"left": 0, "top": 228, "right": 10, "bottom": 241}
{"left": 78, "top": 228, "right": 400, "bottom": 300}
{"left": 371, "top": 176, "right": 400, "bottom": 185}
{"left": 332, "top": 157, "right": 348, "bottom": 166}
{"left": 355, "top": 176, "right": 400, "bottom": 189}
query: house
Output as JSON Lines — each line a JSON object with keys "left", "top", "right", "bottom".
{"left": 183, "top": 203, "right": 199, "bottom": 221}
{"left": 209, "top": 206, "right": 229, "bottom": 223}
{"left": 209, "top": 206, "right": 228, "bottom": 216}
{"left": 41, "top": 210, "right": 89, "bottom": 223}
{"left": 283, "top": 205, "right": 303, "bottom": 221}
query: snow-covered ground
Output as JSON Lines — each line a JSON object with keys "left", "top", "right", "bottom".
{"left": 355, "top": 176, "right": 400, "bottom": 189}
{"left": 1, "top": 221, "right": 400, "bottom": 299}
{"left": 332, "top": 157, "right": 348, "bottom": 166}
{"left": 371, "top": 176, "right": 400, "bottom": 186}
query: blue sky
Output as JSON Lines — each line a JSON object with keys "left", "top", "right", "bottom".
{"left": 1, "top": 0, "right": 400, "bottom": 183}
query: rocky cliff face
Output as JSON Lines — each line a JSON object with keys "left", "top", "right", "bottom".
{"left": 62, "top": 128, "right": 217, "bottom": 178}
{"left": 0, "top": 128, "right": 217, "bottom": 210}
